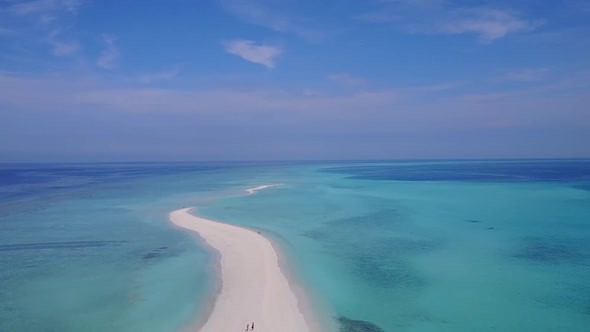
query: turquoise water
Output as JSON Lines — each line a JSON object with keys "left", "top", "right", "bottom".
{"left": 1, "top": 161, "right": 590, "bottom": 331}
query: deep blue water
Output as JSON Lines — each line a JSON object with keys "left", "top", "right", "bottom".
{"left": 0, "top": 161, "right": 305, "bottom": 201}
{"left": 0, "top": 162, "right": 226, "bottom": 198}
{"left": 323, "top": 159, "right": 590, "bottom": 182}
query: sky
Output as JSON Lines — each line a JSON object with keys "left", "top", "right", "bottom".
{"left": 0, "top": 0, "right": 589, "bottom": 162}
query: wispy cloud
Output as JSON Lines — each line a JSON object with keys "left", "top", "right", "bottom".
{"left": 358, "top": 2, "right": 539, "bottom": 42}
{"left": 218, "top": 0, "right": 323, "bottom": 41}
{"left": 3, "top": 71, "right": 589, "bottom": 146}
{"left": 498, "top": 68, "right": 550, "bottom": 82}
{"left": 138, "top": 66, "right": 181, "bottom": 84}
{"left": 0, "top": 27, "right": 15, "bottom": 36}
{"left": 9, "top": 0, "right": 82, "bottom": 16}
{"left": 47, "top": 29, "right": 79, "bottom": 56}
{"left": 51, "top": 40, "right": 79, "bottom": 56}
{"left": 40, "top": 14, "right": 57, "bottom": 24}
{"left": 222, "top": 39, "right": 282, "bottom": 69}
{"left": 563, "top": 0, "right": 590, "bottom": 13}
{"left": 437, "top": 9, "right": 539, "bottom": 42}
{"left": 9, "top": 0, "right": 56, "bottom": 16}
{"left": 0, "top": 72, "right": 398, "bottom": 115}
{"left": 97, "top": 35, "right": 119, "bottom": 69}
{"left": 2, "top": 70, "right": 589, "bottom": 160}
{"left": 327, "top": 74, "right": 367, "bottom": 87}
{"left": 2, "top": 0, "right": 85, "bottom": 62}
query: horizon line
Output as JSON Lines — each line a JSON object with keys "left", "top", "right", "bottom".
{"left": 1, "top": 157, "right": 590, "bottom": 165}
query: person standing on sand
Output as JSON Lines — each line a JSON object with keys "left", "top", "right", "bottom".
{"left": 251, "top": 322, "right": 255, "bottom": 330}
{"left": 246, "top": 323, "right": 249, "bottom": 331}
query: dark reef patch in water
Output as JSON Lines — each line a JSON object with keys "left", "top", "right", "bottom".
{"left": 572, "top": 182, "right": 590, "bottom": 192}
{"left": 300, "top": 229, "right": 326, "bottom": 241}
{"left": 370, "top": 237, "right": 439, "bottom": 255}
{"left": 301, "top": 209, "right": 440, "bottom": 289}
{"left": 338, "top": 316, "right": 385, "bottom": 332}
{"left": 300, "top": 209, "right": 405, "bottom": 242}
{"left": 465, "top": 219, "right": 480, "bottom": 223}
{"left": 513, "top": 237, "right": 586, "bottom": 264}
{"left": 141, "top": 246, "right": 169, "bottom": 260}
{"left": 0, "top": 240, "right": 127, "bottom": 251}
{"left": 348, "top": 238, "right": 437, "bottom": 288}
{"left": 353, "top": 255, "right": 423, "bottom": 288}
{"left": 326, "top": 209, "right": 403, "bottom": 230}
{"left": 142, "top": 252, "right": 159, "bottom": 259}
{"left": 530, "top": 281, "right": 590, "bottom": 318}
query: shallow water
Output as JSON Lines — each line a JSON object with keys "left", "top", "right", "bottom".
{"left": 1, "top": 160, "right": 590, "bottom": 331}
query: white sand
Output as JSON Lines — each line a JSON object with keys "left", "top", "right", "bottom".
{"left": 245, "top": 184, "right": 280, "bottom": 195}
{"left": 169, "top": 185, "right": 312, "bottom": 332}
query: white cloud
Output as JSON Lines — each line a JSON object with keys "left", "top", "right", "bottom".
{"left": 2, "top": 0, "right": 85, "bottom": 60}
{"left": 60, "top": 0, "right": 81, "bottom": 13}
{"left": 222, "top": 39, "right": 282, "bottom": 69}
{"left": 437, "top": 9, "right": 538, "bottom": 42}
{"left": 97, "top": 35, "right": 119, "bottom": 69}
{"left": 9, "top": 0, "right": 82, "bottom": 16}
{"left": 9, "top": 0, "right": 56, "bottom": 16}
{"left": 218, "top": 0, "right": 322, "bottom": 41}
{"left": 358, "top": 2, "right": 539, "bottom": 42}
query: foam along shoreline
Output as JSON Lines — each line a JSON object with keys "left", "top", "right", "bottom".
{"left": 170, "top": 187, "right": 313, "bottom": 332}
{"left": 245, "top": 184, "right": 280, "bottom": 195}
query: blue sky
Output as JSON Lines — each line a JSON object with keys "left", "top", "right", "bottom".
{"left": 1, "top": 0, "right": 589, "bottom": 161}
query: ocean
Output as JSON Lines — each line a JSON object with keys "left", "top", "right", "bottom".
{"left": 1, "top": 160, "right": 589, "bottom": 331}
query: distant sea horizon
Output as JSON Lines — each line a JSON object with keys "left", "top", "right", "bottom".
{"left": 2, "top": 156, "right": 590, "bottom": 163}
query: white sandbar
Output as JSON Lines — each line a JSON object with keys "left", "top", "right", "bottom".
{"left": 170, "top": 185, "right": 311, "bottom": 332}
{"left": 245, "top": 184, "right": 280, "bottom": 195}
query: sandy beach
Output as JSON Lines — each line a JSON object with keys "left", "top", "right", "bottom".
{"left": 169, "top": 185, "right": 312, "bottom": 332}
